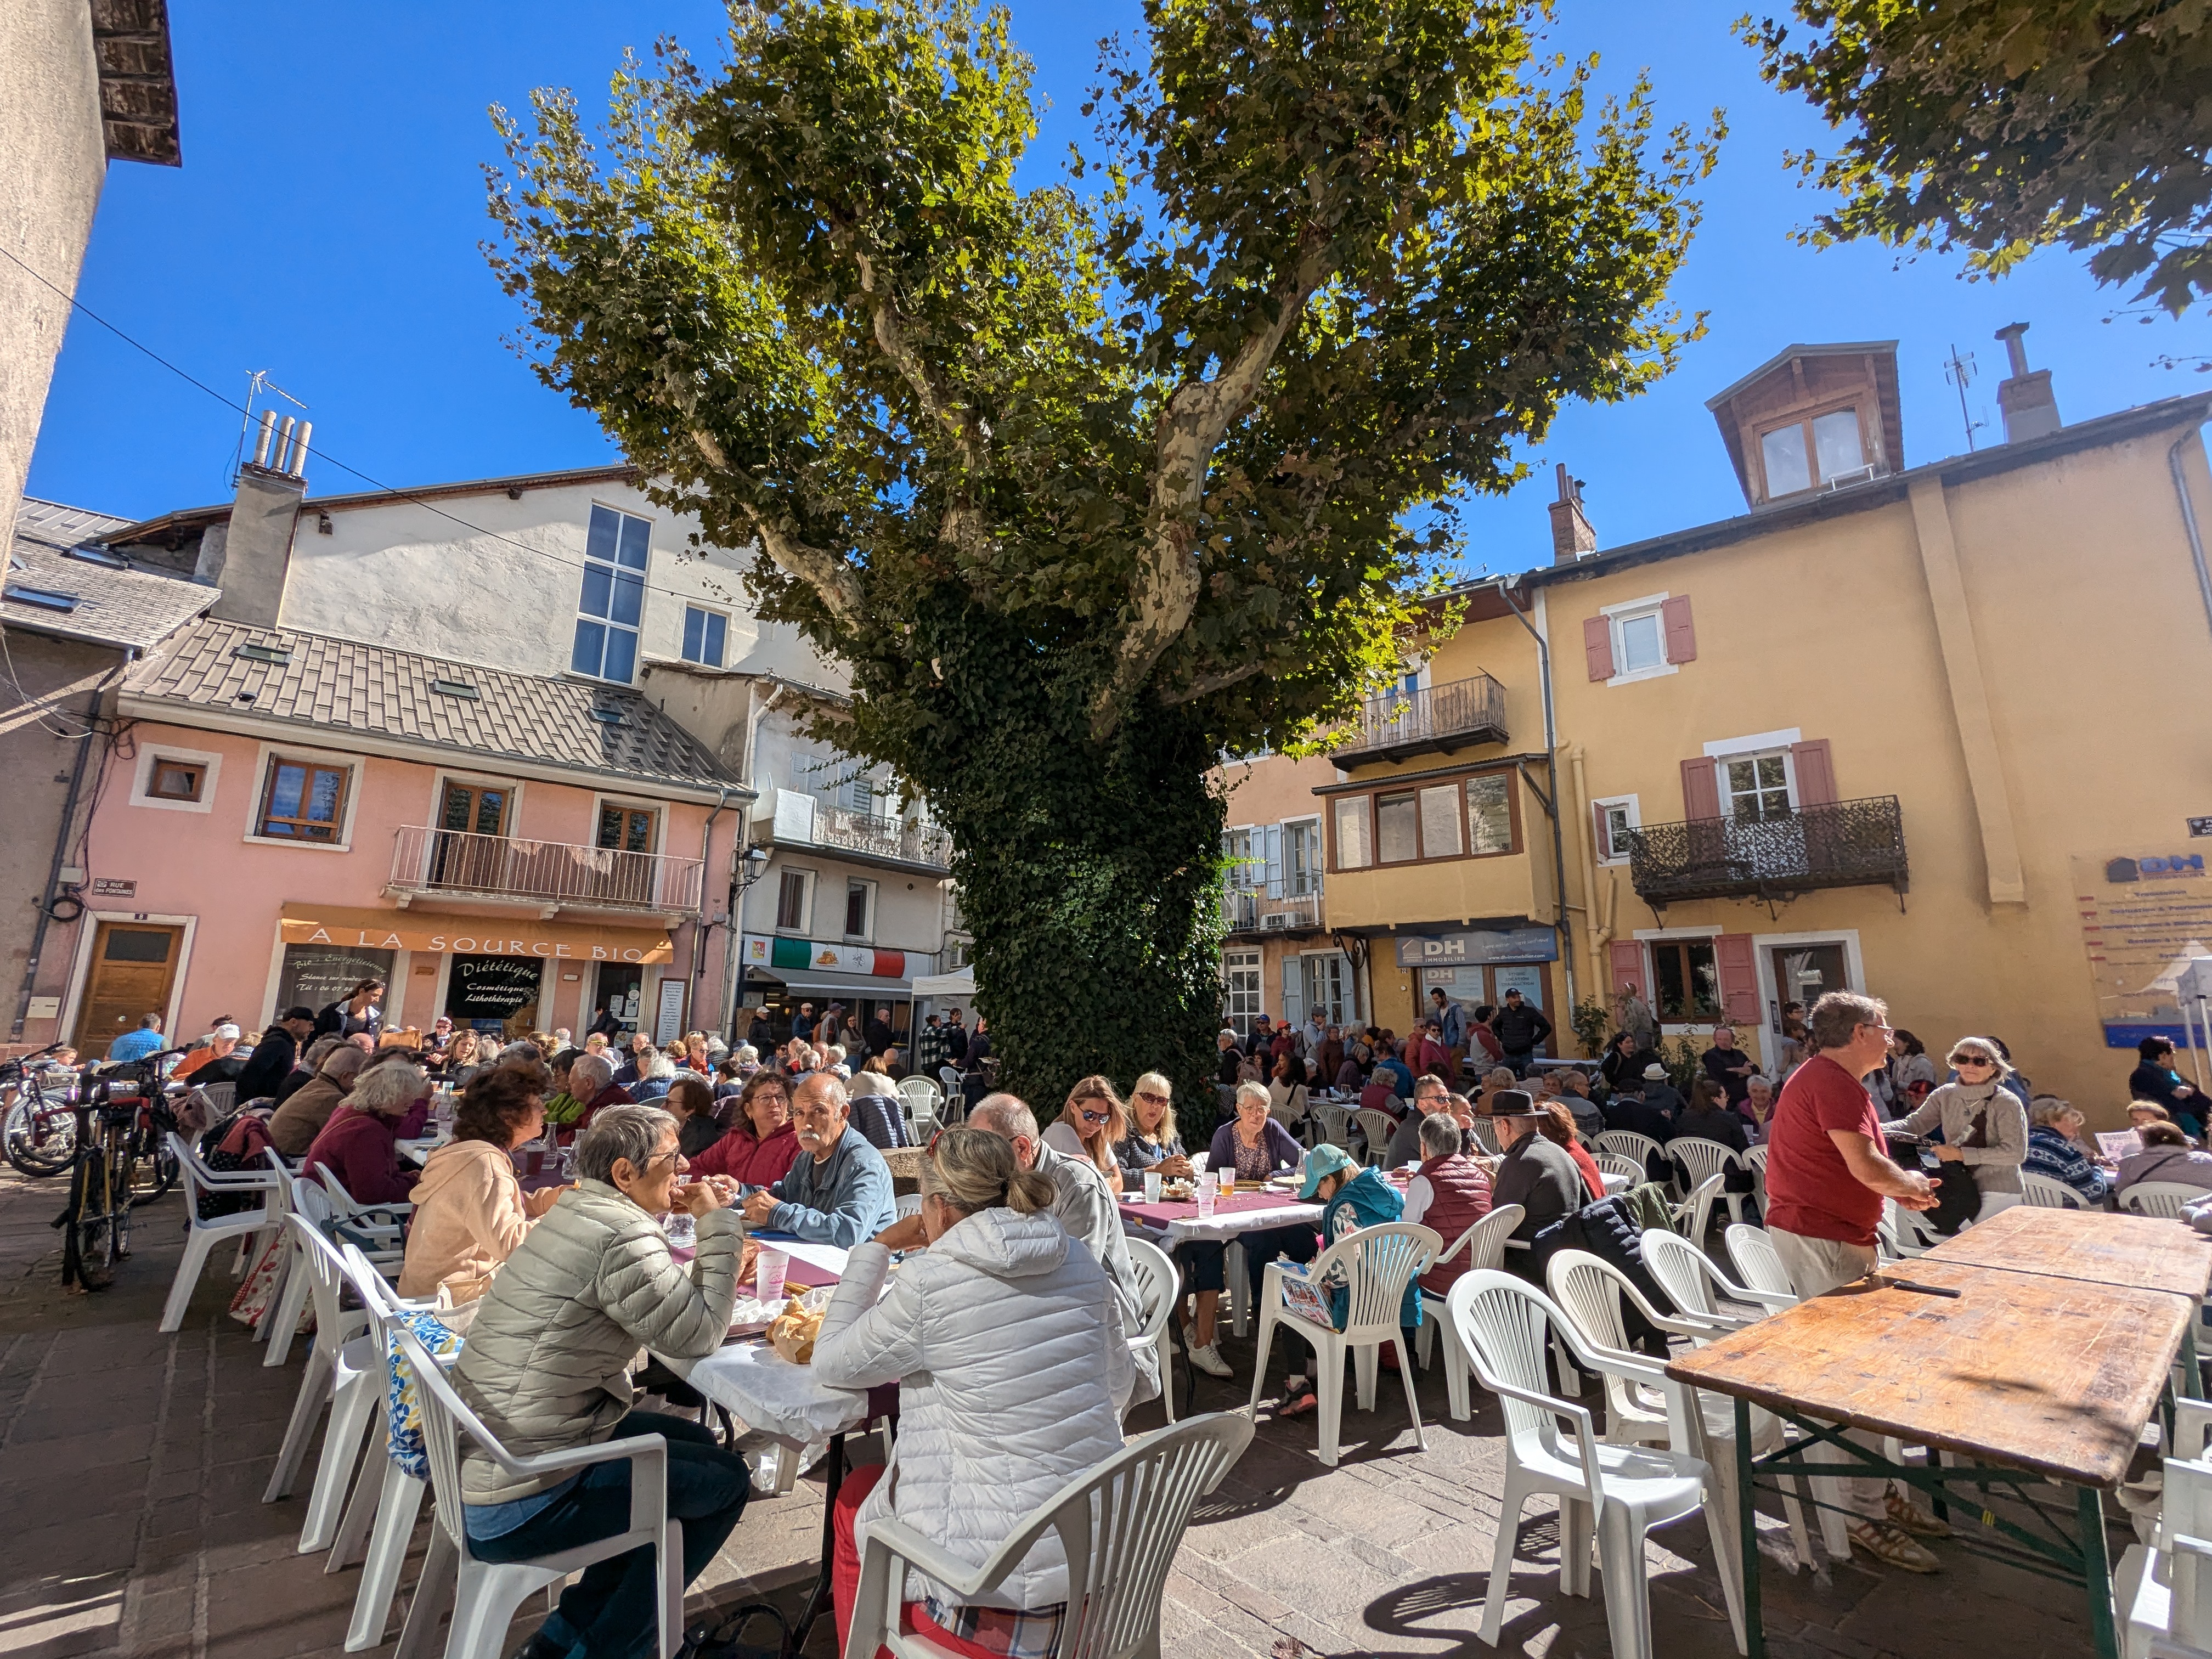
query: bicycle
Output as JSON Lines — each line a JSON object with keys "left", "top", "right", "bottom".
{"left": 51, "top": 1053, "right": 182, "bottom": 1291}
{"left": 2, "top": 1044, "right": 80, "bottom": 1177}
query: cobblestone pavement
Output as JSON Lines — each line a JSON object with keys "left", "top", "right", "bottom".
{"left": 0, "top": 1165, "right": 2104, "bottom": 1659}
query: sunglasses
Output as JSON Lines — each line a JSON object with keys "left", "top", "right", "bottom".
{"left": 1135, "top": 1091, "right": 1170, "bottom": 1105}
{"left": 1074, "top": 1105, "right": 1112, "bottom": 1125}
{"left": 1955, "top": 1054, "right": 1997, "bottom": 1068}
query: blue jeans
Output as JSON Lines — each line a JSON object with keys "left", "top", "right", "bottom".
{"left": 468, "top": 1411, "right": 749, "bottom": 1659}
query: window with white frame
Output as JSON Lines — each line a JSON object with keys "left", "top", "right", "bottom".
{"left": 681, "top": 605, "right": 727, "bottom": 668}
{"left": 1593, "top": 794, "right": 1640, "bottom": 865}
{"left": 843, "top": 878, "right": 873, "bottom": 938}
{"left": 1284, "top": 819, "right": 1322, "bottom": 896}
{"left": 1222, "top": 950, "right": 1262, "bottom": 1036}
{"left": 1721, "top": 751, "right": 1793, "bottom": 823}
{"left": 775, "top": 869, "right": 811, "bottom": 932}
{"left": 1607, "top": 599, "right": 1670, "bottom": 680}
{"left": 1301, "top": 952, "right": 1350, "bottom": 1026}
{"left": 573, "top": 504, "right": 649, "bottom": 683}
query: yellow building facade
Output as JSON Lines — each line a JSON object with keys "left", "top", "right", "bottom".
{"left": 1236, "top": 340, "right": 2212, "bottom": 1123}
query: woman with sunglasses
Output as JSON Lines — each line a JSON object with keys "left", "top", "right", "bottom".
{"left": 1880, "top": 1037, "right": 2027, "bottom": 1224}
{"left": 1040, "top": 1075, "right": 1128, "bottom": 1194}
{"left": 1112, "top": 1076, "right": 1233, "bottom": 1379}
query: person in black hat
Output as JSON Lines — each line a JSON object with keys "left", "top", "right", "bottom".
{"left": 233, "top": 1006, "right": 319, "bottom": 1105}
{"left": 1487, "top": 1089, "right": 1583, "bottom": 1245}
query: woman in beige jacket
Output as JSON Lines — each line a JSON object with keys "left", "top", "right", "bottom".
{"left": 398, "top": 1067, "right": 563, "bottom": 1306}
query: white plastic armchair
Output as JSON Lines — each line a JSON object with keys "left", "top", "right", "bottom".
{"left": 1415, "top": 1204, "right": 1525, "bottom": 1421}
{"left": 395, "top": 1325, "right": 687, "bottom": 1659}
{"left": 845, "top": 1409, "right": 1254, "bottom": 1659}
{"left": 1723, "top": 1224, "right": 1800, "bottom": 1307}
{"left": 1309, "top": 1102, "right": 1355, "bottom": 1150}
{"left": 2122, "top": 1181, "right": 2204, "bottom": 1220}
{"left": 1462, "top": 1115, "right": 1502, "bottom": 1156}
{"left": 2022, "top": 1171, "right": 2090, "bottom": 1210}
{"left": 1124, "top": 1237, "right": 1182, "bottom": 1425}
{"left": 1639, "top": 1229, "right": 1793, "bottom": 1339}
{"left": 264, "top": 1216, "right": 381, "bottom": 1555}
{"left": 1670, "top": 1172, "right": 1729, "bottom": 1242}
{"left": 1352, "top": 1108, "right": 1400, "bottom": 1167}
{"left": 1247, "top": 1222, "right": 1439, "bottom": 1467}
{"left": 1445, "top": 1271, "right": 1745, "bottom": 1658}
{"left": 1666, "top": 1141, "right": 1753, "bottom": 1228}
{"left": 1595, "top": 1131, "right": 1662, "bottom": 1176}
{"left": 159, "top": 1130, "right": 283, "bottom": 1333}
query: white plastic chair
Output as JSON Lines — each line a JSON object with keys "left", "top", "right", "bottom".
{"left": 1881, "top": 1196, "right": 1940, "bottom": 1257}
{"left": 1666, "top": 1140, "right": 1753, "bottom": 1228}
{"left": 896, "top": 1075, "right": 940, "bottom": 1136}
{"left": 329, "top": 1242, "right": 444, "bottom": 1650}
{"left": 159, "top": 1130, "right": 283, "bottom": 1333}
{"left": 1548, "top": 1248, "right": 1813, "bottom": 1576}
{"left": 2023, "top": 1171, "right": 2089, "bottom": 1209}
{"left": 2124, "top": 1182, "right": 2204, "bottom": 1220}
{"left": 2120, "top": 1453, "right": 2212, "bottom": 1659}
{"left": 199, "top": 1080, "right": 238, "bottom": 1118}
{"left": 394, "top": 1326, "right": 687, "bottom": 1659}
{"left": 1309, "top": 1101, "right": 1354, "bottom": 1151}
{"left": 1639, "top": 1229, "right": 1793, "bottom": 1338}
{"left": 1447, "top": 1271, "right": 1745, "bottom": 1658}
{"left": 1742, "top": 1143, "right": 1769, "bottom": 1210}
{"left": 894, "top": 1192, "right": 924, "bottom": 1221}
{"left": 1593, "top": 1150, "right": 1646, "bottom": 1187}
{"left": 1462, "top": 1115, "right": 1502, "bottom": 1157}
{"left": 1670, "top": 1171, "right": 1729, "bottom": 1243}
{"left": 1353, "top": 1108, "right": 1400, "bottom": 1167}
{"left": 264, "top": 1216, "right": 383, "bottom": 1555}
{"left": 253, "top": 1148, "right": 306, "bottom": 1361}
{"left": 1246, "top": 1222, "right": 1439, "bottom": 1466}
{"left": 317, "top": 1162, "right": 416, "bottom": 1237}
{"left": 1595, "top": 1130, "right": 1662, "bottom": 1176}
{"left": 847, "top": 1410, "right": 1254, "bottom": 1659}
{"left": 1414, "top": 1204, "right": 1525, "bottom": 1421}
{"left": 1724, "top": 1224, "right": 1798, "bottom": 1307}
{"left": 1126, "top": 1237, "right": 1182, "bottom": 1425}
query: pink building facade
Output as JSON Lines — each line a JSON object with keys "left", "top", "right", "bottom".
{"left": 53, "top": 615, "right": 746, "bottom": 1058}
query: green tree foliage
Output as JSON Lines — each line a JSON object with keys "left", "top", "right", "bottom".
{"left": 1745, "top": 0, "right": 2212, "bottom": 315}
{"left": 484, "top": 0, "right": 1714, "bottom": 1121}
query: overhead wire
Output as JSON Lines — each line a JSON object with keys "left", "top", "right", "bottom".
{"left": 0, "top": 242, "right": 754, "bottom": 613}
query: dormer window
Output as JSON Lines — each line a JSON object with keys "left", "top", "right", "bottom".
{"left": 1759, "top": 407, "right": 1867, "bottom": 498}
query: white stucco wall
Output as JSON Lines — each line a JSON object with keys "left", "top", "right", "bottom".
{"left": 0, "top": 0, "right": 106, "bottom": 544}
{"left": 274, "top": 478, "right": 826, "bottom": 688}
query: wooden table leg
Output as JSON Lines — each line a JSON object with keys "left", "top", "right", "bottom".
{"left": 2078, "top": 1483, "right": 2118, "bottom": 1659}
{"left": 1738, "top": 1395, "right": 1763, "bottom": 1659}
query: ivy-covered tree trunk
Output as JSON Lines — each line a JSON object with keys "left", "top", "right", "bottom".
{"left": 894, "top": 614, "right": 1228, "bottom": 1128}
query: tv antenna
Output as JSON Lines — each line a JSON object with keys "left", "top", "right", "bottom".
{"left": 230, "top": 370, "right": 309, "bottom": 483}
{"left": 1942, "top": 346, "right": 1987, "bottom": 452}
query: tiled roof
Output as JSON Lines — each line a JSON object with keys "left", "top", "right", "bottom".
{"left": 7, "top": 498, "right": 217, "bottom": 650}
{"left": 124, "top": 617, "right": 744, "bottom": 797}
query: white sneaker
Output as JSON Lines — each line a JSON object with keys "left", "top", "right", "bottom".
{"left": 1188, "top": 1341, "right": 1233, "bottom": 1378}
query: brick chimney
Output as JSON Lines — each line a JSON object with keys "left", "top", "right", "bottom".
{"left": 195, "top": 410, "right": 309, "bottom": 628}
{"left": 1548, "top": 462, "right": 1595, "bottom": 565}
{"left": 1993, "top": 323, "right": 2061, "bottom": 444}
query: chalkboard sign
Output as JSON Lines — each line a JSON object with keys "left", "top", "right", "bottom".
{"left": 448, "top": 956, "right": 543, "bottom": 1020}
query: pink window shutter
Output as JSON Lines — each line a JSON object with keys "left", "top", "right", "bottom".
{"left": 1715, "top": 933, "right": 1759, "bottom": 1025}
{"left": 1790, "top": 739, "right": 1837, "bottom": 807}
{"left": 1592, "top": 801, "right": 1616, "bottom": 861}
{"left": 1607, "top": 940, "right": 1650, "bottom": 1002}
{"left": 1583, "top": 616, "right": 1615, "bottom": 681}
{"left": 1680, "top": 757, "right": 1720, "bottom": 821}
{"left": 1661, "top": 594, "right": 1697, "bottom": 663}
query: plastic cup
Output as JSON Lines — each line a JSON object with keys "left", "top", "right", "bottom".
{"left": 755, "top": 1248, "right": 788, "bottom": 1305}
{"left": 1144, "top": 1170, "right": 1163, "bottom": 1204}
{"left": 1194, "top": 1173, "right": 1216, "bottom": 1220}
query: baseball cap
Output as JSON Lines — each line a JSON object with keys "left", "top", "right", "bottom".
{"left": 1490, "top": 1088, "right": 1539, "bottom": 1118}
{"left": 283, "top": 1006, "right": 317, "bottom": 1023}
{"left": 1298, "top": 1144, "right": 1358, "bottom": 1199}
{"left": 211, "top": 1023, "right": 242, "bottom": 1041}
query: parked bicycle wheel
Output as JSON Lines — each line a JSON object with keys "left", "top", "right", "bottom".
{"left": 126, "top": 1127, "right": 178, "bottom": 1206}
{"left": 61, "top": 1144, "right": 117, "bottom": 1291}
{"left": 3, "top": 1091, "right": 76, "bottom": 1176}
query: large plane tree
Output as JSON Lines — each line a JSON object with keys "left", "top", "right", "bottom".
{"left": 486, "top": 0, "right": 1714, "bottom": 1119}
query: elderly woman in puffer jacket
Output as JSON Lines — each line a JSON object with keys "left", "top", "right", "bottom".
{"left": 1880, "top": 1036, "right": 2028, "bottom": 1223}
{"left": 816, "top": 1127, "right": 1133, "bottom": 1658}
{"left": 450, "top": 1104, "right": 754, "bottom": 1659}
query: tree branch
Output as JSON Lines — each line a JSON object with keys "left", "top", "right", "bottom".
{"left": 844, "top": 241, "right": 989, "bottom": 476}
{"left": 1157, "top": 659, "right": 1270, "bottom": 707}
{"left": 1091, "top": 238, "right": 1333, "bottom": 741}
{"left": 690, "top": 427, "right": 866, "bottom": 633}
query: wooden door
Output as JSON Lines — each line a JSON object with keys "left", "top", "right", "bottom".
{"left": 72, "top": 923, "right": 183, "bottom": 1059}
{"left": 430, "top": 781, "right": 512, "bottom": 888}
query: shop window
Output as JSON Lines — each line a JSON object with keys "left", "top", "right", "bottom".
{"left": 258, "top": 756, "right": 349, "bottom": 841}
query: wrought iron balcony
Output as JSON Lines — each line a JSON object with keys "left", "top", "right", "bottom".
{"left": 1329, "top": 673, "right": 1508, "bottom": 766}
{"left": 811, "top": 804, "right": 953, "bottom": 869}
{"left": 1627, "top": 795, "right": 1909, "bottom": 909}
{"left": 388, "top": 826, "right": 703, "bottom": 915}
{"left": 1221, "top": 887, "right": 1324, "bottom": 936}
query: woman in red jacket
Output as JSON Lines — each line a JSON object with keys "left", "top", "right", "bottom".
{"left": 686, "top": 1070, "right": 803, "bottom": 1187}
{"left": 304, "top": 1056, "right": 428, "bottom": 1206}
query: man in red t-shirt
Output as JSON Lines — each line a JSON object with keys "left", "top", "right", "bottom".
{"left": 1764, "top": 990, "right": 1945, "bottom": 1573}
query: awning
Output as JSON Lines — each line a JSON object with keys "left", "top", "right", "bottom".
{"left": 281, "top": 902, "right": 674, "bottom": 964}
{"left": 741, "top": 934, "right": 907, "bottom": 979}
{"left": 744, "top": 967, "right": 913, "bottom": 998}
{"left": 912, "top": 964, "right": 975, "bottom": 997}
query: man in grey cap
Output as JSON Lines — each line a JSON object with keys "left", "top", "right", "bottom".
{"left": 1488, "top": 1090, "right": 1584, "bottom": 1245}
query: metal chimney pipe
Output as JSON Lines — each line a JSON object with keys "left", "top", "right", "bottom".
{"left": 290, "top": 421, "right": 311, "bottom": 480}
{"left": 275, "top": 416, "right": 297, "bottom": 474}
{"left": 252, "top": 409, "right": 276, "bottom": 468}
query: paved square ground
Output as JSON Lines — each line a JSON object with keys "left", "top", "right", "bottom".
{"left": 0, "top": 1167, "right": 2107, "bottom": 1659}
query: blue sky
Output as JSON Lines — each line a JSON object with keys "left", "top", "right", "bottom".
{"left": 27, "top": 1, "right": 2206, "bottom": 572}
